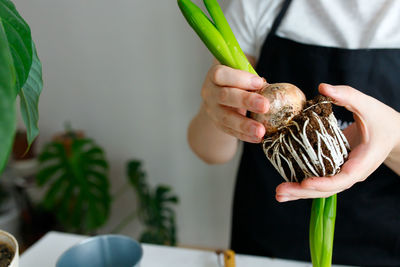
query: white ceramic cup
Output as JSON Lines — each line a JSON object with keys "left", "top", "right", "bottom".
{"left": 0, "top": 229, "right": 19, "bottom": 267}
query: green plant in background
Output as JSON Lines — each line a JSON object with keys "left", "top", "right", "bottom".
{"left": 36, "top": 128, "right": 111, "bottom": 234}
{"left": 128, "top": 160, "right": 179, "bottom": 245}
{"left": 114, "top": 160, "right": 179, "bottom": 246}
{"left": 0, "top": 0, "right": 43, "bottom": 173}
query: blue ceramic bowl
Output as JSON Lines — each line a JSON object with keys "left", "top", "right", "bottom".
{"left": 56, "top": 235, "right": 143, "bottom": 267}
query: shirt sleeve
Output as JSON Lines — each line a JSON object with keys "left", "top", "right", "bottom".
{"left": 224, "top": 0, "right": 258, "bottom": 57}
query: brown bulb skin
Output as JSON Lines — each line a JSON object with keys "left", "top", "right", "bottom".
{"left": 251, "top": 83, "right": 306, "bottom": 135}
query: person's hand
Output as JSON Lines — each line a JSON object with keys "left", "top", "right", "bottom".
{"left": 276, "top": 83, "right": 400, "bottom": 202}
{"left": 201, "top": 64, "right": 268, "bottom": 143}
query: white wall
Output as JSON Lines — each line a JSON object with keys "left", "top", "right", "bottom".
{"left": 14, "top": 0, "right": 241, "bottom": 249}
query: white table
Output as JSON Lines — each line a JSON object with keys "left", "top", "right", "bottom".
{"left": 19, "top": 231, "right": 349, "bottom": 267}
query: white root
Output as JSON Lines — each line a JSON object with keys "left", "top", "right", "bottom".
{"left": 262, "top": 108, "right": 350, "bottom": 182}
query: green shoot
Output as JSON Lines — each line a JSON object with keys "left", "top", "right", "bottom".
{"left": 178, "top": 0, "right": 237, "bottom": 68}
{"left": 203, "top": 0, "right": 256, "bottom": 74}
{"left": 177, "top": 0, "right": 257, "bottom": 75}
{"left": 310, "top": 195, "right": 337, "bottom": 267}
{"left": 310, "top": 198, "right": 325, "bottom": 266}
{"left": 320, "top": 194, "right": 336, "bottom": 267}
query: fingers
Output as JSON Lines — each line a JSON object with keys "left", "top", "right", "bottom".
{"left": 318, "top": 83, "right": 373, "bottom": 117}
{"left": 217, "top": 86, "right": 269, "bottom": 113}
{"left": 202, "top": 65, "right": 269, "bottom": 114}
{"left": 276, "top": 183, "right": 340, "bottom": 202}
{"left": 276, "top": 144, "right": 380, "bottom": 201}
{"left": 301, "top": 145, "right": 377, "bottom": 192}
{"left": 213, "top": 107, "right": 265, "bottom": 142}
{"left": 319, "top": 83, "right": 370, "bottom": 142}
{"left": 209, "top": 65, "right": 266, "bottom": 90}
{"left": 274, "top": 84, "right": 398, "bottom": 202}
{"left": 341, "top": 123, "right": 360, "bottom": 149}
{"left": 220, "top": 125, "right": 262, "bottom": 143}
{"left": 201, "top": 64, "right": 269, "bottom": 142}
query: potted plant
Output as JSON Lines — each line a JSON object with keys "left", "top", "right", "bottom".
{"left": 0, "top": 177, "right": 19, "bottom": 266}
{"left": 0, "top": 229, "right": 18, "bottom": 267}
{"left": 112, "top": 160, "right": 179, "bottom": 246}
{"left": 1, "top": 0, "right": 44, "bottom": 265}
{"left": 36, "top": 127, "right": 111, "bottom": 234}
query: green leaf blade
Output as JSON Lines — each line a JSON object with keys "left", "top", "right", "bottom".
{"left": 19, "top": 42, "right": 43, "bottom": 146}
{"left": 42, "top": 173, "right": 67, "bottom": 209}
{"left": 0, "top": 18, "right": 17, "bottom": 173}
{"left": 0, "top": 0, "right": 32, "bottom": 91}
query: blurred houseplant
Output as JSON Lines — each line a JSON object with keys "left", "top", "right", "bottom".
{"left": 0, "top": 180, "right": 18, "bottom": 235}
{"left": 113, "top": 160, "right": 179, "bottom": 246}
{"left": 36, "top": 127, "right": 111, "bottom": 234}
{"left": 0, "top": 0, "right": 43, "bottom": 174}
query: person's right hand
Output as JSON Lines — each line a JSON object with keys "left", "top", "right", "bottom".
{"left": 201, "top": 64, "right": 269, "bottom": 143}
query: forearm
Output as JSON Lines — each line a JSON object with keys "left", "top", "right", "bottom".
{"left": 188, "top": 55, "right": 259, "bottom": 164}
{"left": 385, "top": 147, "right": 400, "bottom": 175}
{"left": 188, "top": 104, "right": 238, "bottom": 164}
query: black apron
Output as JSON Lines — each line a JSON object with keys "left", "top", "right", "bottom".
{"left": 230, "top": 1, "right": 400, "bottom": 266}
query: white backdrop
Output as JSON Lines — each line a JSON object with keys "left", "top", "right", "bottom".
{"left": 14, "top": 0, "right": 242, "bottom": 248}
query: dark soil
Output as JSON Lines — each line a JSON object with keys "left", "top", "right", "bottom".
{"left": 296, "top": 95, "right": 336, "bottom": 176}
{"left": 0, "top": 243, "right": 14, "bottom": 267}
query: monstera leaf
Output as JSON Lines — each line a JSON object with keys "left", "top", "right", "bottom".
{"left": 0, "top": 0, "right": 43, "bottom": 172}
{"left": 127, "top": 160, "right": 179, "bottom": 245}
{"left": 37, "top": 137, "right": 111, "bottom": 233}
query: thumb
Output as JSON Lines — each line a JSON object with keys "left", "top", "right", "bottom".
{"left": 318, "top": 83, "right": 372, "bottom": 117}
{"left": 319, "top": 83, "right": 371, "bottom": 142}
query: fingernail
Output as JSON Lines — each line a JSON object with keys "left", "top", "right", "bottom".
{"left": 324, "top": 84, "right": 336, "bottom": 95}
{"left": 249, "top": 125, "right": 258, "bottom": 136}
{"left": 277, "top": 195, "right": 291, "bottom": 202}
{"left": 251, "top": 76, "right": 263, "bottom": 88}
{"left": 262, "top": 77, "right": 267, "bottom": 84}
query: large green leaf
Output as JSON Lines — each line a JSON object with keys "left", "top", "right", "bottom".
{"left": 37, "top": 137, "right": 111, "bottom": 233}
{"left": 19, "top": 42, "right": 42, "bottom": 146}
{"left": 0, "top": 18, "right": 16, "bottom": 173}
{"left": 0, "top": 0, "right": 32, "bottom": 91}
{"left": 0, "top": 0, "right": 39, "bottom": 173}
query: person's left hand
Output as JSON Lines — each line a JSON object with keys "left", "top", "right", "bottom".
{"left": 275, "top": 83, "right": 400, "bottom": 202}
